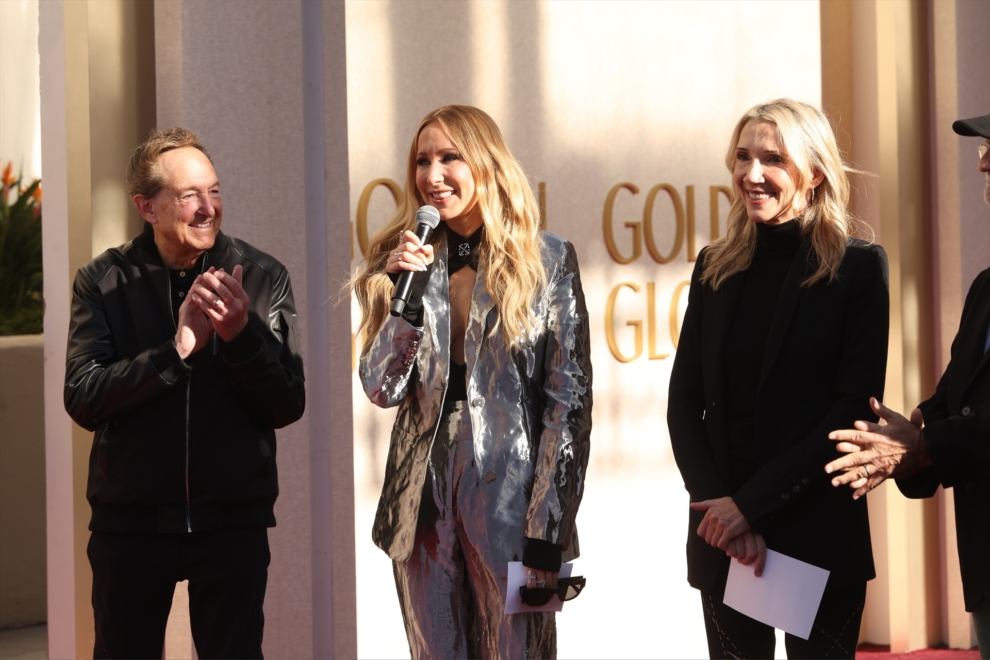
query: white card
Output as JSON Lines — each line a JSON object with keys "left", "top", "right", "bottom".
{"left": 504, "top": 562, "right": 574, "bottom": 615}
{"left": 723, "top": 549, "right": 829, "bottom": 640}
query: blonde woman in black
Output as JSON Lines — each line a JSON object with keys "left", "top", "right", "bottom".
{"left": 668, "top": 99, "right": 889, "bottom": 658}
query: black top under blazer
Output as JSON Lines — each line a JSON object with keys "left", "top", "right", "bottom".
{"left": 897, "top": 267, "right": 990, "bottom": 611}
{"left": 668, "top": 236, "right": 890, "bottom": 592}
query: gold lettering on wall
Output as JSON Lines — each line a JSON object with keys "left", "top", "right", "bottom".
{"left": 355, "top": 178, "right": 402, "bottom": 258}
{"left": 643, "top": 184, "right": 684, "bottom": 265}
{"left": 605, "top": 282, "right": 643, "bottom": 362}
{"left": 605, "top": 182, "right": 728, "bottom": 265}
{"left": 603, "top": 183, "right": 642, "bottom": 264}
{"left": 646, "top": 282, "right": 669, "bottom": 360}
{"left": 606, "top": 281, "right": 691, "bottom": 362}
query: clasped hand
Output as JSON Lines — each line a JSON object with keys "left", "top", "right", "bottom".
{"left": 174, "top": 265, "right": 250, "bottom": 360}
{"left": 825, "top": 397, "right": 930, "bottom": 500}
{"left": 691, "top": 497, "right": 766, "bottom": 577}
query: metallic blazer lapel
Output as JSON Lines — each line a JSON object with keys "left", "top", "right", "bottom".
{"left": 424, "top": 235, "right": 451, "bottom": 380}
{"left": 464, "top": 257, "right": 496, "bottom": 376}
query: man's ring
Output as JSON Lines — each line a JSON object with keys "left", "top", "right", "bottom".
{"left": 527, "top": 571, "right": 535, "bottom": 583}
{"left": 213, "top": 296, "right": 222, "bottom": 306}
{"left": 864, "top": 465, "right": 871, "bottom": 477}
{"left": 536, "top": 579, "right": 547, "bottom": 588}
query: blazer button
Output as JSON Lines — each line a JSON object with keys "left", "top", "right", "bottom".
{"left": 792, "top": 485, "right": 801, "bottom": 493}
{"left": 472, "top": 397, "right": 485, "bottom": 408}
{"left": 961, "top": 405, "right": 972, "bottom": 416}
{"left": 801, "top": 477, "right": 810, "bottom": 485}
{"left": 483, "top": 470, "right": 497, "bottom": 483}
{"left": 781, "top": 493, "right": 790, "bottom": 501}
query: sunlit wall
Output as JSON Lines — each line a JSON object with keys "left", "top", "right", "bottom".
{"left": 346, "top": 2, "right": 820, "bottom": 657}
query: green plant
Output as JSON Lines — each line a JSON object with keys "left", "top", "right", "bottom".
{"left": 0, "top": 162, "right": 44, "bottom": 335}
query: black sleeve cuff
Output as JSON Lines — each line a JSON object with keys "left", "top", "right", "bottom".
{"left": 150, "top": 341, "right": 192, "bottom": 383}
{"left": 522, "top": 537, "right": 563, "bottom": 572}
{"left": 402, "top": 305, "right": 424, "bottom": 327}
{"left": 222, "top": 330, "right": 263, "bottom": 365}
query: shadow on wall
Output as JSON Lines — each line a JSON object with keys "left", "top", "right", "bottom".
{"left": 0, "top": 335, "right": 47, "bottom": 629}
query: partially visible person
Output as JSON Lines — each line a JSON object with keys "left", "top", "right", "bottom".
{"left": 64, "top": 127, "right": 305, "bottom": 658}
{"left": 353, "top": 105, "right": 592, "bottom": 659}
{"left": 668, "top": 98, "right": 889, "bottom": 659}
{"left": 827, "top": 112, "right": 990, "bottom": 657}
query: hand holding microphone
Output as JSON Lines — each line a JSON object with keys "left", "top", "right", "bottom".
{"left": 389, "top": 205, "right": 441, "bottom": 317}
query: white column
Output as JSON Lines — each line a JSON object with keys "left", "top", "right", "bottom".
{"left": 153, "top": 1, "right": 356, "bottom": 656}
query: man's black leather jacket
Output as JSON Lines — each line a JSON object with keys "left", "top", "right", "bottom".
{"left": 64, "top": 224, "right": 306, "bottom": 534}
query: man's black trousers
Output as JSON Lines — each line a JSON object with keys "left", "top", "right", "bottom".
{"left": 88, "top": 527, "right": 270, "bottom": 659}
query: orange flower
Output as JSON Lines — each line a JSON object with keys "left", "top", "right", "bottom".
{"left": 31, "top": 185, "right": 42, "bottom": 202}
{"left": 1, "top": 162, "right": 13, "bottom": 186}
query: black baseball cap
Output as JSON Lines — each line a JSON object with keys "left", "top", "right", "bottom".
{"left": 952, "top": 114, "right": 990, "bottom": 139}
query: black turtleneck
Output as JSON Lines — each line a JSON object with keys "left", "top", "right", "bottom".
{"left": 724, "top": 220, "right": 803, "bottom": 490}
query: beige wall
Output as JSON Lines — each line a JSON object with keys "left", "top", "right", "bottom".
{"left": 346, "top": 1, "right": 822, "bottom": 656}
{"left": 0, "top": 0, "right": 42, "bottom": 181}
{"left": 42, "top": 0, "right": 357, "bottom": 657}
{"left": 821, "top": 0, "right": 988, "bottom": 651}
{"left": 153, "top": 1, "right": 356, "bottom": 656}
{"left": 30, "top": 0, "right": 985, "bottom": 656}
{"left": 0, "top": 336, "right": 47, "bottom": 629}
{"left": 39, "top": 1, "right": 164, "bottom": 656}
{"left": 927, "top": 0, "right": 990, "bottom": 650}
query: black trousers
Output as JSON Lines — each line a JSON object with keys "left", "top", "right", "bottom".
{"left": 88, "top": 527, "right": 270, "bottom": 659}
{"left": 701, "top": 560, "right": 866, "bottom": 659}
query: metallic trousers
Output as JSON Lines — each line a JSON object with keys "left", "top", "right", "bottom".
{"left": 393, "top": 400, "right": 556, "bottom": 659}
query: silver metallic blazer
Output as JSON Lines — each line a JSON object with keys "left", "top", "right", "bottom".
{"left": 361, "top": 231, "right": 593, "bottom": 563}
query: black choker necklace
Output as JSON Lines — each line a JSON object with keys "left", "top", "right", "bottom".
{"left": 447, "top": 226, "right": 483, "bottom": 275}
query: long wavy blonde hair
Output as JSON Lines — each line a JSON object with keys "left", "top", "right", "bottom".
{"left": 353, "top": 105, "right": 547, "bottom": 353}
{"left": 702, "top": 98, "right": 870, "bottom": 290}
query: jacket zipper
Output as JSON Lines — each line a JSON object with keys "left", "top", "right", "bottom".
{"left": 165, "top": 257, "right": 209, "bottom": 534}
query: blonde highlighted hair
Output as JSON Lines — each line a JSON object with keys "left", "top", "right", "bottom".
{"left": 353, "top": 105, "right": 546, "bottom": 353}
{"left": 702, "top": 98, "right": 870, "bottom": 290}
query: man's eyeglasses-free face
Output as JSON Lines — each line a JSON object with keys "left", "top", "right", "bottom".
{"left": 519, "top": 576, "right": 586, "bottom": 607}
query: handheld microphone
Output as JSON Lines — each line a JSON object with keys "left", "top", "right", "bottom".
{"left": 390, "top": 205, "right": 441, "bottom": 317}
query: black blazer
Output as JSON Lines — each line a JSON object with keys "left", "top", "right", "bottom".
{"left": 897, "top": 267, "right": 990, "bottom": 611}
{"left": 668, "top": 238, "right": 889, "bottom": 592}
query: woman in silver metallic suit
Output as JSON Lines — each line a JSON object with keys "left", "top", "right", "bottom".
{"left": 353, "top": 105, "right": 592, "bottom": 659}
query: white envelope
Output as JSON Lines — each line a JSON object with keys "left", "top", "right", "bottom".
{"left": 723, "top": 549, "right": 830, "bottom": 640}
{"left": 504, "top": 562, "right": 574, "bottom": 615}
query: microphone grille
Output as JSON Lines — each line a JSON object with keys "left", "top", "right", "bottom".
{"left": 416, "top": 205, "right": 441, "bottom": 229}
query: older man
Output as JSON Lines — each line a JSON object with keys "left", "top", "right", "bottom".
{"left": 826, "top": 113, "right": 990, "bottom": 654}
{"left": 64, "top": 128, "right": 305, "bottom": 658}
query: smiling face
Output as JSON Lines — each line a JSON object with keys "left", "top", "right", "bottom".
{"left": 732, "top": 119, "right": 810, "bottom": 225}
{"left": 415, "top": 122, "right": 482, "bottom": 236}
{"left": 135, "top": 147, "right": 222, "bottom": 269}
